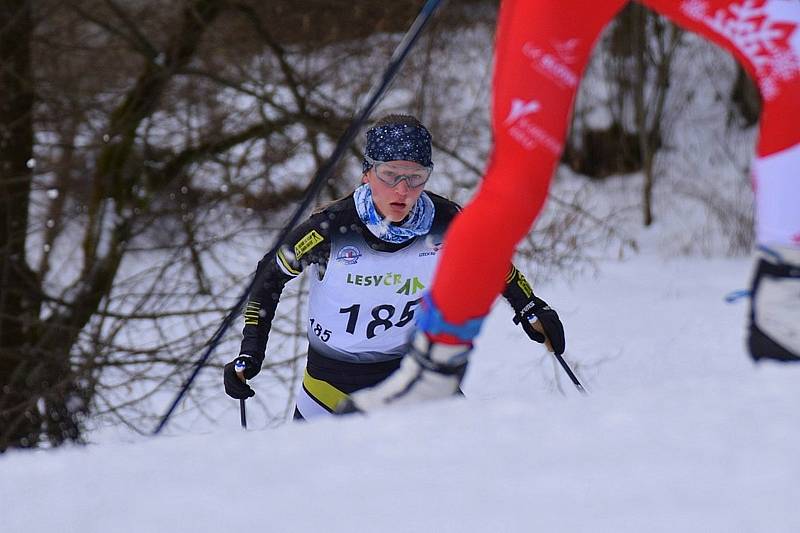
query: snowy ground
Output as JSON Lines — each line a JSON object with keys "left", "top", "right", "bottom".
{"left": 4, "top": 246, "right": 799, "bottom": 533}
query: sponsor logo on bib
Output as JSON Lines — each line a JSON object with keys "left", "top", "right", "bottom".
{"left": 419, "top": 240, "right": 443, "bottom": 257}
{"left": 345, "top": 272, "right": 426, "bottom": 295}
{"left": 336, "top": 245, "right": 362, "bottom": 265}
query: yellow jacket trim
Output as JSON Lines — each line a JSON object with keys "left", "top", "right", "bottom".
{"left": 244, "top": 301, "right": 261, "bottom": 326}
{"left": 505, "top": 265, "right": 517, "bottom": 284}
{"left": 277, "top": 248, "right": 301, "bottom": 276}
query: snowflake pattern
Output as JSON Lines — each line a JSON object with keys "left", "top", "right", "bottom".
{"left": 680, "top": 0, "right": 800, "bottom": 100}
{"left": 363, "top": 122, "right": 432, "bottom": 172}
{"left": 683, "top": 0, "right": 711, "bottom": 20}
{"left": 772, "top": 48, "right": 800, "bottom": 80}
{"left": 760, "top": 76, "right": 779, "bottom": 99}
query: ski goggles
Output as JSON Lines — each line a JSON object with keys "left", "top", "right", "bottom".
{"left": 364, "top": 155, "right": 433, "bottom": 189}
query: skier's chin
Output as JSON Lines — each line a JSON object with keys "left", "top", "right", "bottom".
{"left": 386, "top": 202, "right": 409, "bottom": 221}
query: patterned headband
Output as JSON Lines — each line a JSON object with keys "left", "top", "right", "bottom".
{"left": 362, "top": 122, "right": 433, "bottom": 172}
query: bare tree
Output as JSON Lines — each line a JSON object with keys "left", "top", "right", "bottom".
{"left": 625, "top": 4, "right": 683, "bottom": 226}
{"left": 0, "top": 0, "right": 38, "bottom": 448}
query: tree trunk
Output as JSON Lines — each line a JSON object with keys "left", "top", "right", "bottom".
{"left": 642, "top": 155, "right": 655, "bottom": 227}
{"left": 631, "top": 5, "right": 654, "bottom": 227}
{"left": 1, "top": 0, "right": 225, "bottom": 451}
{"left": 0, "top": 0, "right": 39, "bottom": 450}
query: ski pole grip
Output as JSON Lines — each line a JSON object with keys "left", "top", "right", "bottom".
{"left": 234, "top": 360, "right": 247, "bottom": 382}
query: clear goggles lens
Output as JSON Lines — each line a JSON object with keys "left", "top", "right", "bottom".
{"left": 365, "top": 156, "right": 432, "bottom": 188}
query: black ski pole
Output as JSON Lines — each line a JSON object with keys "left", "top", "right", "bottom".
{"left": 239, "top": 399, "right": 247, "bottom": 429}
{"left": 514, "top": 314, "right": 586, "bottom": 394}
{"left": 152, "top": 0, "right": 446, "bottom": 436}
{"left": 236, "top": 360, "right": 248, "bottom": 430}
{"left": 553, "top": 351, "right": 586, "bottom": 395}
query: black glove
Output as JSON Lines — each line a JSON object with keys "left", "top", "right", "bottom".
{"left": 223, "top": 355, "right": 261, "bottom": 399}
{"left": 514, "top": 296, "right": 566, "bottom": 355}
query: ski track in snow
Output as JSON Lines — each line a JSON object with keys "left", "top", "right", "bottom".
{"left": 3, "top": 251, "right": 800, "bottom": 533}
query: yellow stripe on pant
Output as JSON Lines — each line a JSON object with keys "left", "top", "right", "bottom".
{"left": 301, "top": 370, "right": 349, "bottom": 412}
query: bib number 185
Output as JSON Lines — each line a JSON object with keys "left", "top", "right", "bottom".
{"left": 308, "top": 318, "right": 331, "bottom": 342}
{"left": 339, "top": 298, "right": 421, "bottom": 339}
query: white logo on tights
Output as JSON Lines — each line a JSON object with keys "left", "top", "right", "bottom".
{"left": 504, "top": 99, "right": 541, "bottom": 125}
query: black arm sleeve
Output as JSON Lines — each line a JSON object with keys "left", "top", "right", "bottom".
{"left": 238, "top": 213, "right": 331, "bottom": 364}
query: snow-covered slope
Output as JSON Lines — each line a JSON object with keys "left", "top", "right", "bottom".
{"left": 4, "top": 250, "right": 799, "bottom": 533}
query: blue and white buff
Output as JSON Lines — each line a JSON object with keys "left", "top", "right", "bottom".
{"left": 353, "top": 184, "right": 434, "bottom": 244}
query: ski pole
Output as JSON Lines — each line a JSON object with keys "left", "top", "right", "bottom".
{"left": 239, "top": 399, "right": 247, "bottom": 429}
{"left": 152, "top": 0, "right": 446, "bottom": 436}
{"left": 514, "top": 314, "right": 586, "bottom": 394}
{"left": 236, "top": 360, "right": 248, "bottom": 429}
{"left": 553, "top": 351, "right": 586, "bottom": 395}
